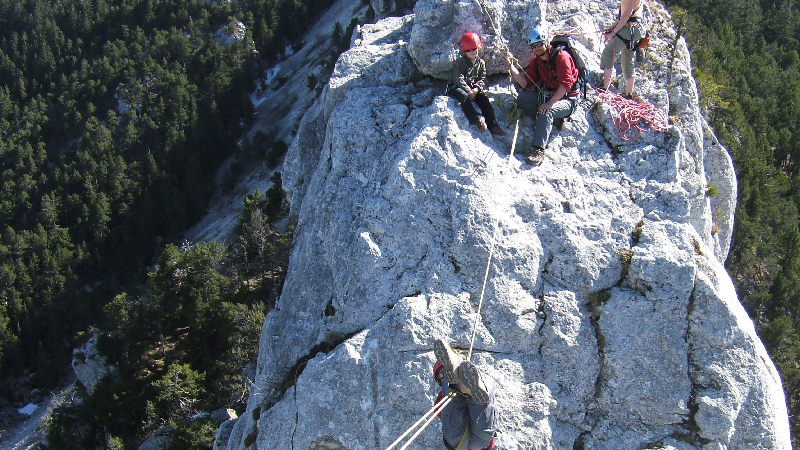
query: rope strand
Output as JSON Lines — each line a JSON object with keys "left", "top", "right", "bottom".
{"left": 467, "top": 219, "right": 500, "bottom": 361}
{"left": 384, "top": 392, "right": 456, "bottom": 450}
{"left": 397, "top": 395, "right": 455, "bottom": 450}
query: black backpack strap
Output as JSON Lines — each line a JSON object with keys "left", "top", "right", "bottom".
{"left": 616, "top": 33, "right": 632, "bottom": 48}
{"left": 548, "top": 45, "right": 566, "bottom": 67}
{"left": 548, "top": 45, "right": 566, "bottom": 85}
{"left": 549, "top": 46, "right": 581, "bottom": 95}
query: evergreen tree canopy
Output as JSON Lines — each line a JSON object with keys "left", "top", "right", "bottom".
{"left": 664, "top": 0, "right": 800, "bottom": 444}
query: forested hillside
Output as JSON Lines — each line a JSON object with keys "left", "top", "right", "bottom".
{"left": 0, "top": 0, "right": 336, "bottom": 422}
{"left": 0, "top": 0, "right": 251, "bottom": 382}
{"left": 661, "top": 0, "right": 800, "bottom": 445}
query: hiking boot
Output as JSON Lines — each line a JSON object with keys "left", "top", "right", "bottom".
{"left": 457, "top": 360, "right": 489, "bottom": 404}
{"left": 476, "top": 116, "right": 488, "bottom": 133}
{"left": 525, "top": 147, "right": 545, "bottom": 166}
{"left": 488, "top": 125, "right": 506, "bottom": 136}
{"left": 434, "top": 339, "right": 463, "bottom": 384}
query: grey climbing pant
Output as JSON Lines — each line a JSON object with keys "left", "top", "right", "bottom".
{"left": 516, "top": 90, "right": 576, "bottom": 149}
{"left": 600, "top": 24, "right": 645, "bottom": 79}
{"left": 440, "top": 374, "right": 498, "bottom": 450}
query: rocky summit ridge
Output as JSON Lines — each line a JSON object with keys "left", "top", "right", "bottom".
{"left": 215, "top": 0, "right": 792, "bottom": 448}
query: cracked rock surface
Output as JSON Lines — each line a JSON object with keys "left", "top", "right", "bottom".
{"left": 219, "top": 0, "right": 790, "bottom": 448}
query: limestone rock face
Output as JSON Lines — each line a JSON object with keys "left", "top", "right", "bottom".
{"left": 72, "top": 333, "right": 115, "bottom": 395}
{"left": 221, "top": 0, "right": 789, "bottom": 449}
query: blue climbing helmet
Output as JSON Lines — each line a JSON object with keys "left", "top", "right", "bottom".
{"left": 528, "top": 26, "right": 547, "bottom": 45}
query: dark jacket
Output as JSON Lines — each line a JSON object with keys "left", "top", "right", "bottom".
{"left": 450, "top": 54, "right": 486, "bottom": 93}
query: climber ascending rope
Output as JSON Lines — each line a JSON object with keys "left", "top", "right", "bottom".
{"left": 593, "top": 85, "right": 669, "bottom": 141}
{"left": 431, "top": 339, "right": 498, "bottom": 450}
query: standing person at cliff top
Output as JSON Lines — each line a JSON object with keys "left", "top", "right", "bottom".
{"left": 448, "top": 32, "right": 506, "bottom": 136}
{"left": 504, "top": 25, "right": 579, "bottom": 166}
{"left": 601, "top": 0, "right": 647, "bottom": 98}
{"left": 433, "top": 339, "right": 498, "bottom": 450}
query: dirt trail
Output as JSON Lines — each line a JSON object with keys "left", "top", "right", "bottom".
{"left": 0, "top": 385, "right": 72, "bottom": 450}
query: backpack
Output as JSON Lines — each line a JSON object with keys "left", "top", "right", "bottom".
{"left": 548, "top": 34, "right": 588, "bottom": 99}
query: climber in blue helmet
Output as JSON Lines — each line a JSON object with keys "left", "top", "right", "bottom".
{"left": 503, "top": 25, "right": 579, "bottom": 166}
{"left": 433, "top": 338, "right": 498, "bottom": 450}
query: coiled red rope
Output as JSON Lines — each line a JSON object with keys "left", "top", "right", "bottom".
{"left": 593, "top": 85, "right": 669, "bottom": 141}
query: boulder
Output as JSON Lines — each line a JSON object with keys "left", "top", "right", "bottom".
{"left": 211, "top": 408, "right": 239, "bottom": 423}
{"left": 138, "top": 425, "right": 173, "bottom": 450}
{"left": 214, "top": 418, "right": 238, "bottom": 450}
{"left": 72, "top": 333, "right": 116, "bottom": 394}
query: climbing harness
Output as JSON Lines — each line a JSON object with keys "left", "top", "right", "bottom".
{"left": 592, "top": 85, "right": 669, "bottom": 141}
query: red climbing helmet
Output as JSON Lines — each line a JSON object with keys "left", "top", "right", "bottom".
{"left": 460, "top": 32, "right": 482, "bottom": 51}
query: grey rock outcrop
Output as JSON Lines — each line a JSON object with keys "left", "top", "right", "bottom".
{"left": 72, "top": 333, "right": 115, "bottom": 395}
{"left": 211, "top": 408, "right": 239, "bottom": 423}
{"left": 213, "top": 419, "right": 238, "bottom": 450}
{"left": 220, "top": 0, "right": 789, "bottom": 449}
{"left": 215, "top": 21, "right": 247, "bottom": 46}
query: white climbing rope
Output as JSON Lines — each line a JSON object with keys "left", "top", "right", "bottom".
{"left": 382, "top": 3, "right": 536, "bottom": 449}
{"left": 383, "top": 392, "right": 456, "bottom": 450}
{"left": 467, "top": 219, "right": 500, "bottom": 360}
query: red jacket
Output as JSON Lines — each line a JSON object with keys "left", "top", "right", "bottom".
{"left": 523, "top": 48, "right": 578, "bottom": 96}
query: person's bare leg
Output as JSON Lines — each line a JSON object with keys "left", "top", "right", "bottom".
{"left": 624, "top": 76, "right": 635, "bottom": 97}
